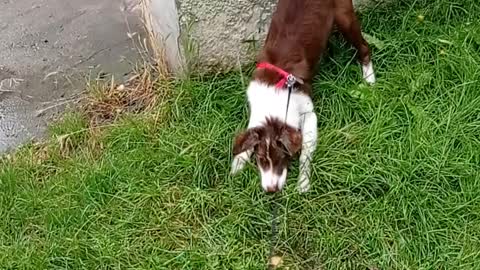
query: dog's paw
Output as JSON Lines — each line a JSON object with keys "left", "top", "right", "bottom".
{"left": 298, "top": 174, "right": 310, "bottom": 193}
{"left": 362, "top": 61, "right": 376, "bottom": 84}
{"left": 230, "top": 154, "right": 248, "bottom": 175}
{"left": 364, "top": 73, "right": 376, "bottom": 84}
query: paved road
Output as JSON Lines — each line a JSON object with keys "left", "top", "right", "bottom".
{"left": 0, "top": 0, "right": 143, "bottom": 152}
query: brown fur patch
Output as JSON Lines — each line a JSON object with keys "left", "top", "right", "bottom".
{"left": 233, "top": 118, "right": 302, "bottom": 175}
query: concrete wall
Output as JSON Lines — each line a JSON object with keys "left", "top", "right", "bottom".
{"left": 177, "top": 0, "right": 278, "bottom": 72}
{"left": 148, "top": 0, "right": 183, "bottom": 73}
{"left": 149, "top": 0, "right": 372, "bottom": 75}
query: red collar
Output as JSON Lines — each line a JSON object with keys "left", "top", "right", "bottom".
{"left": 256, "top": 62, "right": 302, "bottom": 88}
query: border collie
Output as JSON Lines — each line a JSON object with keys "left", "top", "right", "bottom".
{"left": 231, "top": 0, "right": 375, "bottom": 193}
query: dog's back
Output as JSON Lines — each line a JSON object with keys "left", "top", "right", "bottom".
{"left": 254, "top": 0, "right": 373, "bottom": 90}
{"left": 257, "top": 0, "right": 335, "bottom": 84}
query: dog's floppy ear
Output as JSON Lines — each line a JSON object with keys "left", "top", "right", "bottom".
{"left": 279, "top": 127, "right": 302, "bottom": 155}
{"left": 233, "top": 128, "right": 261, "bottom": 156}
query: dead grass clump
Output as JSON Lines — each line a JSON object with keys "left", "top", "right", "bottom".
{"left": 82, "top": 65, "right": 165, "bottom": 127}
{"left": 81, "top": 0, "right": 174, "bottom": 127}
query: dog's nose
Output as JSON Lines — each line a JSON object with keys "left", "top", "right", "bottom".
{"left": 265, "top": 185, "right": 278, "bottom": 193}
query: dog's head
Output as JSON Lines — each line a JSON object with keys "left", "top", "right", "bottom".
{"left": 233, "top": 118, "right": 302, "bottom": 192}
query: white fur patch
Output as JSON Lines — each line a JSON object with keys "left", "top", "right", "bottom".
{"left": 230, "top": 150, "right": 252, "bottom": 175}
{"left": 298, "top": 174, "right": 311, "bottom": 193}
{"left": 362, "top": 61, "right": 376, "bottom": 84}
{"left": 298, "top": 112, "right": 317, "bottom": 193}
{"left": 260, "top": 167, "right": 287, "bottom": 192}
{"left": 246, "top": 81, "right": 314, "bottom": 129}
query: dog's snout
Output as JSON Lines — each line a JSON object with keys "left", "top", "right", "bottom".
{"left": 261, "top": 168, "right": 287, "bottom": 193}
{"left": 265, "top": 185, "right": 278, "bottom": 193}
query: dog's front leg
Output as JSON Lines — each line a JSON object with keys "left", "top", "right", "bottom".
{"left": 231, "top": 117, "right": 257, "bottom": 175}
{"left": 230, "top": 149, "right": 253, "bottom": 175}
{"left": 298, "top": 111, "right": 317, "bottom": 193}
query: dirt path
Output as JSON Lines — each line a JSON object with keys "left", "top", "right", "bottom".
{"left": 0, "top": 0, "right": 143, "bottom": 152}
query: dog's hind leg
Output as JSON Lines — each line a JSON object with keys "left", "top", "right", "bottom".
{"left": 334, "top": 1, "right": 376, "bottom": 84}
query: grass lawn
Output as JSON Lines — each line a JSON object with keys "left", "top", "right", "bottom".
{"left": 1, "top": 0, "right": 480, "bottom": 269}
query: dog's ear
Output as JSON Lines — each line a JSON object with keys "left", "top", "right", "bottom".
{"left": 233, "top": 128, "right": 261, "bottom": 156}
{"left": 279, "top": 127, "right": 302, "bottom": 155}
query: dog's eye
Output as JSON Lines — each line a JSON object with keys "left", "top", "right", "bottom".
{"left": 279, "top": 144, "right": 290, "bottom": 156}
{"left": 271, "top": 140, "right": 280, "bottom": 148}
{"left": 256, "top": 155, "right": 269, "bottom": 167}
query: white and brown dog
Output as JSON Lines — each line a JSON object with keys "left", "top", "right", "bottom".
{"left": 231, "top": 0, "right": 375, "bottom": 193}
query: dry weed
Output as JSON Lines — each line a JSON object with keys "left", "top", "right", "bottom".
{"left": 82, "top": 64, "right": 168, "bottom": 127}
{"left": 139, "top": 0, "right": 170, "bottom": 75}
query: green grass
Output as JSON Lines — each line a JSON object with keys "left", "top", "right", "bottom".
{"left": 2, "top": 0, "right": 480, "bottom": 269}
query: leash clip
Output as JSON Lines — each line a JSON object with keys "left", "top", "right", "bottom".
{"left": 286, "top": 74, "right": 303, "bottom": 89}
{"left": 286, "top": 74, "right": 296, "bottom": 88}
